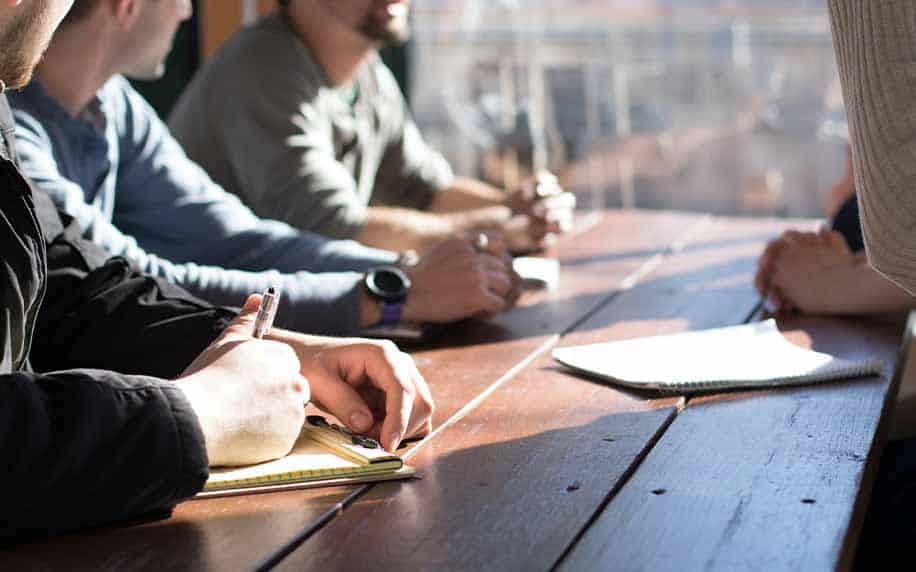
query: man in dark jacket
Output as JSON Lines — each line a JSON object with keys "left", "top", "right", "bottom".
{"left": 0, "top": 0, "right": 433, "bottom": 544}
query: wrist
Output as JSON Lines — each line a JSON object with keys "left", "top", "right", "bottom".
{"left": 175, "top": 375, "right": 222, "bottom": 464}
{"left": 359, "top": 280, "right": 383, "bottom": 327}
{"left": 449, "top": 206, "right": 512, "bottom": 231}
{"left": 413, "top": 213, "right": 457, "bottom": 248}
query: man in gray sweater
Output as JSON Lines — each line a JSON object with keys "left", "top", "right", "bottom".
{"left": 170, "top": 0, "right": 575, "bottom": 255}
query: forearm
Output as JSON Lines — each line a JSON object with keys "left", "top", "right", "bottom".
{"left": 429, "top": 177, "right": 510, "bottom": 213}
{"left": 179, "top": 265, "right": 369, "bottom": 337}
{"left": 34, "top": 241, "right": 232, "bottom": 378}
{"left": 829, "top": 257, "right": 916, "bottom": 316}
{"left": 0, "top": 370, "right": 208, "bottom": 543}
{"left": 357, "top": 206, "right": 455, "bottom": 251}
{"left": 357, "top": 204, "right": 511, "bottom": 252}
{"left": 828, "top": 0, "right": 916, "bottom": 295}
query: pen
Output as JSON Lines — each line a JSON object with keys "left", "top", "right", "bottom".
{"left": 252, "top": 286, "right": 279, "bottom": 339}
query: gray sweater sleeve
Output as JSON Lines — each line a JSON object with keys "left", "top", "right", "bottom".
{"left": 828, "top": 0, "right": 916, "bottom": 295}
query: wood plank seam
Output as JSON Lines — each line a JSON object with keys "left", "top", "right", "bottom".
{"left": 562, "top": 214, "right": 715, "bottom": 337}
{"left": 258, "top": 213, "right": 719, "bottom": 570}
{"left": 548, "top": 405, "right": 682, "bottom": 572}
{"left": 252, "top": 486, "right": 368, "bottom": 571}
{"left": 249, "top": 335, "right": 561, "bottom": 571}
{"left": 552, "top": 219, "right": 894, "bottom": 571}
{"left": 402, "top": 335, "right": 561, "bottom": 462}
{"left": 551, "top": 214, "right": 775, "bottom": 571}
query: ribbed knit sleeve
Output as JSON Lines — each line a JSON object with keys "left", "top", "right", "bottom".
{"left": 829, "top": 0, "right": 916, "bottom": 294}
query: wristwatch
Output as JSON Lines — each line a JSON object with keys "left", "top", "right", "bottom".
{"left": 364, "top": 265, "right": 412, "bottom": 326}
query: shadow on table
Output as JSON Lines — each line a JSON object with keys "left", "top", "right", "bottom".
{"left": 301, "top": 410, "right": 674, "bottom": 570}
{"left": 401, "top": 253, "right": 762, "bottom": 353}
{"left": 0, "top": 487, "right": 355, "bottom": 572}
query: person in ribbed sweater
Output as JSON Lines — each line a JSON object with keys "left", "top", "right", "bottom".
{"left": 826, "top": 1, "right": 916, "bottom": 565}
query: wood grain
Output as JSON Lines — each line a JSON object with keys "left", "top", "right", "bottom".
{"left": 273, "top": 215, "right": 787, "bottom": 571}
{"left": 411, "top": 210, "right": 708, "bottom": 429}
{"left": 275, "top": 355, "right": 680, "bottom": 572}
{"left": 558, "top": 316, "right": 903, "bottom": 572}
{"left": 0, "top": 210, "right": 698, "bottom": 571}
{"left": 0, "top": 488, "right": 354, "bottom": 572}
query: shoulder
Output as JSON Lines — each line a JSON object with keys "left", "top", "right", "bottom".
{"left": 98, "top": 75, "right": 160, "bottom": 122}
{"left": 9, "top": 81, "right": 60, "bottom": 138}
{"left": 205, "top": 12, "right": 323, "bottom": 94}
{"left": 100, "top": 75, "right": 165, "bottom": 137}
{"left": 9, "top": 86, "right": 55, "bottom": 149}
{"left": 361, "top": 53, "right": 409, "bottom": 118}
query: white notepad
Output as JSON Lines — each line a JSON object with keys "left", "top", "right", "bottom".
{"left": 513, "top": 256, "right": 560, "bottom": 290}
{"left": 552, "top": 320, "right": 886, "bottom": 392}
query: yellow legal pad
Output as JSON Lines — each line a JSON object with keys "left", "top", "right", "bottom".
{"left": 198, "top": 415, "right": 415, "bottom": 498}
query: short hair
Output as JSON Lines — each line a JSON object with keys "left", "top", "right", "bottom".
{"left": 277, "top": 0, "right": 290, "bottom": 7}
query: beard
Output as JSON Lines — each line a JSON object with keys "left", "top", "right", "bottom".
{"left": 358, "top": 9, "right": 410, "bottom": 46}
{"left": 0, "top": 0, "right": 54, "bottom": 90}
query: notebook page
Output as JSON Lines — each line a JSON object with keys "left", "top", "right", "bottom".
{"left": 553, "top": 320, "right": 885, "bottom": 391}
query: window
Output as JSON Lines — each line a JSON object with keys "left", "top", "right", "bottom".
{"left": 410, "top": 0, "right": 846, "bottom": 218}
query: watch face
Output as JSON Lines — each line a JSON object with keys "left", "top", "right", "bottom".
{"left": 366, "top": 266, "right": 410, "bottom": 302}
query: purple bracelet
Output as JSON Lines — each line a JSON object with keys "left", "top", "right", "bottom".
{"left": 381, "top": 301, "right": 404, "bottom": 326}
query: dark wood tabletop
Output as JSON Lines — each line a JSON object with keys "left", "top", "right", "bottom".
{"left": 1, "top": 209, "right": 902, "bottom": 572}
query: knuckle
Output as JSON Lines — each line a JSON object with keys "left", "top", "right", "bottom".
{"left": 418, "top": 392, "right": 434, "bottom": 417}
{"left": 294, "top": 377, "right": 311, "bottom": 403}
{"left": 377, "top": 340, "right": 401, "bottom": 362}
{"left": 402, "top": 374, "right": 417, "bottom": 396}
{"left": 379, "top": 339, "right": 399, "bottom": 353}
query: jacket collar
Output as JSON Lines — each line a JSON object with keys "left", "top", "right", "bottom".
{"left": 0, "top": 94, "right": 18, "bottom": 165}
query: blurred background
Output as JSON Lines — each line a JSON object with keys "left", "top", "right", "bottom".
{"left": 140, "top": 0, "right": 847, "bottom": 220}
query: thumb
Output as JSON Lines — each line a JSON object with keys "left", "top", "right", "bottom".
{"left": 224, "top": 293, "right": 263, "bottom": 338}
{"left": 823, "top": 230, "right": 852, "bottom": 255}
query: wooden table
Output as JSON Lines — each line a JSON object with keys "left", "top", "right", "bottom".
{"left": 1, "top": 209, "right": 903, "bottom": 571}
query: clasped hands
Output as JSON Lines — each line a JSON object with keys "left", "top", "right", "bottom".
{"left": 754, "top": 228, "right": 858, "bottom": 314}
{"left": 503, "top": 171, "right": 576, "bottom": 253}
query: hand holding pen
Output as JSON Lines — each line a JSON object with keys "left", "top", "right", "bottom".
{"left": 253, "top": 286, "right": 279, "bottom": 339}
{"left": 175, "top": 291, "right": 310, "bottom": 466}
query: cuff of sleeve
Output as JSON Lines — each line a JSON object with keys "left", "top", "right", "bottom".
{"left": 161, "top": 383, "right": 210, "bottom": 501}
{"left": 275, "top": 271, "right": 367, "bottom": 336}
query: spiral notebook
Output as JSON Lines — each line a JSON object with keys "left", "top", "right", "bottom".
{"left": 553, "top": 319, "right": 886, "bottom": 393}
{"left": 197, "top": 415, "right": 415, "bottom": 498}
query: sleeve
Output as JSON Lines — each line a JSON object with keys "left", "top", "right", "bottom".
{"left": 194, "top": 37, "right": 374, "bottom": 239}
{"left": 0, "top": 369, "right": 209, "bottom": 543}
{"left": 28, "top": 186, "right": 235, "bottom": 379}
{"left": 111, "top": 78, "right": 395, "bottom": 273}
{"left": 0, "top": 186, "right": 210, "bottom": 542}
{"left": 370, "top": 63, "right": 455, "bottom": 210}
{"left": 12, "top": 109, "right": 141, "bottom": 258}
{"left": 828, "top": 0, "right": 916, "bottom": 294}
{"left": 13, "top": 84, "right": 393, "bottom": 335}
